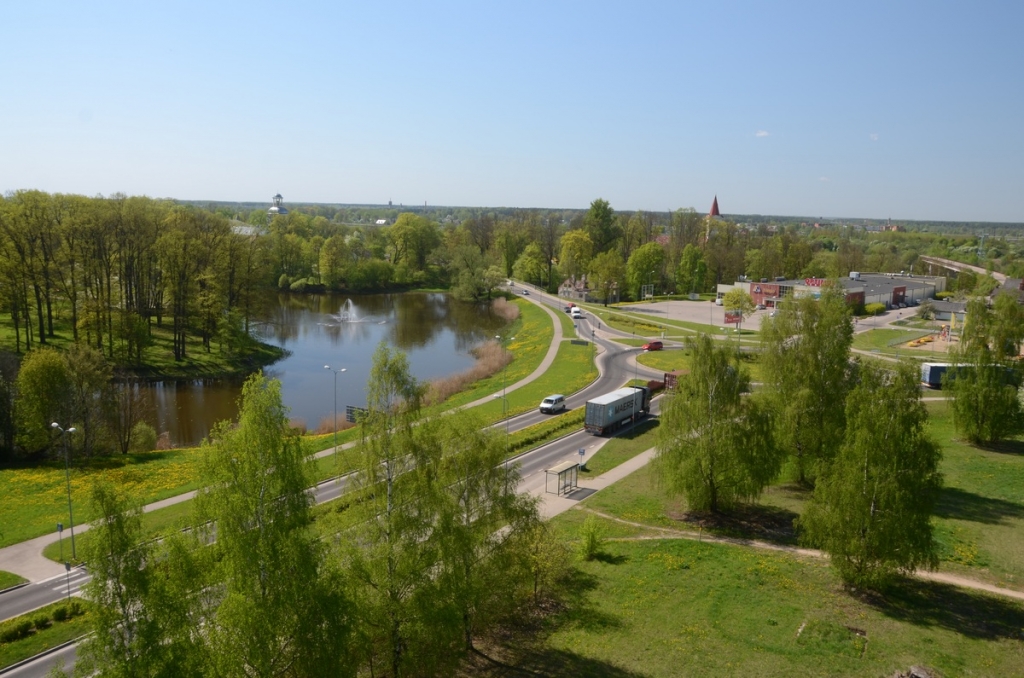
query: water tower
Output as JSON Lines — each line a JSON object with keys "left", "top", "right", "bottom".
{"left": 268, "top": 194, "right": 289, "bottom": 223}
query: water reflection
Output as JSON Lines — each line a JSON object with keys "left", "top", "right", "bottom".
{"left": 142, "top": 292, "right": 508, "bottom": 446}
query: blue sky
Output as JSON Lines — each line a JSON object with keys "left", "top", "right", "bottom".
{"left": 2, "top": 1, "right": 1022, "bottom": 222}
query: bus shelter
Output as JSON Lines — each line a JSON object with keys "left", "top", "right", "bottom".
{"left": 545, "top": 461, "right": 580, "bottom": 496}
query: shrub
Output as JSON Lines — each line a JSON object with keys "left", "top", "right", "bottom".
{"left": 864, "top": 302, "right": 887, "bottom": 316}
{"left": 129, "top": 421, "right": 158, "bottom": 453}
{"left": 33, "top": 615, "right": 51, "bottom": 631}
{"left": 52, "top": 605, "right": 69, "bottom": 622}
{"left": 69, "top": 601, "right": 83, "bottom": 617}
{"left": 289, "top": 277, "right": 309, "bottom": 292}
{"left": 935, "top": 291, "right": 955, "bottom": 300}
{"left": 277, "top": 274, "right": 291, "bottom": 290}
{"left": 577, "top": 515, "right": 604, "bottom": 562}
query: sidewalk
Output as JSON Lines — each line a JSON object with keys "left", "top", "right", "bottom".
{"left": 525, "top": 445, "right": 657, "bottom": 520}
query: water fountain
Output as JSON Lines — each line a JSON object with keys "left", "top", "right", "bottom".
{"left": 334, "top": 299, "right": 358, "bottom": 323}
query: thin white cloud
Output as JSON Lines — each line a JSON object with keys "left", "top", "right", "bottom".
{"left": 869, "top": 133, "right": 879, "bottom": 141}
{"left": 756, "top": 130, "right": 770, "bottom": 137}
{"left": 818, "top": 177, "right": 830, "bottom": 182}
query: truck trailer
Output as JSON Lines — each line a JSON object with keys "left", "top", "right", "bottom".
{"left": 584, "top": 386, "right": 651, "bottom": 435}
{"left": 921, "top": 362, "right": 950, "bottom": 389}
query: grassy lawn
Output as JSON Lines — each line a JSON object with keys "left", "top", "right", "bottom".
{"left": 527, "top": 520, "right": 1024, "bottom": 677}
{"left": 0, "top": 571, "right": 27, "bottom": 590}
{"left": 0, "top": 450, "right": 205, "bottom": 549}
{"left": 0, "top": 600, "right": 93, "bottom": 671}
{"left": 638, "top": 348, "right": 765, "bottom": 383}
{"left": 852, "top": 328, "right": 934, "bottom": 352}
{"left": 581, "top": 419, "right": 659, "bottom": 476}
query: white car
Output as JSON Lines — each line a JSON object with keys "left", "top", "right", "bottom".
{"left": 570, "top": 308, "right": 583, "bottom": 319}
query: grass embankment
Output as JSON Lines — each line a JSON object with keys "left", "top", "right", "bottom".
{"left": 0, "top": 600, "right": 93, "bottom": 671}
{"left": 0, "top": 571, "right": 27, "bottom": 590}
{"left": 0, "top": 316, "right": 285, "bottom": 380}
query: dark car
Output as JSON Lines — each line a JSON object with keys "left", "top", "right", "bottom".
{"left": 642, "top": 341, "right": 663, "bottom": 351}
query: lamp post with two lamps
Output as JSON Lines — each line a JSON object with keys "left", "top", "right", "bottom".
{"left": 324, "top": 365, "right": 347, "bottom": 458}
{"left": 51, "top": 422, "right": 77, "bottom": 561}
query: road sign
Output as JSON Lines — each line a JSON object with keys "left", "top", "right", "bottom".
{"left": 57, "top": 523, "right": 63, "bottom": 532}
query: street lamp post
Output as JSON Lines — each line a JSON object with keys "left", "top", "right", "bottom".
{"left": 323, "top": 365, "right": 347, "bottom": 458}
{"left": 51, "top": 423, "right": 77, "bottom": 561}
{"left": 495, "top": 334, "right": 515, "bottom": 462}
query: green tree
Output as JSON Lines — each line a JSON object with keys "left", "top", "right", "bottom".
{"left": 948, "top": 297, "right": 1024, "bottom": 444}
{"left": 626, "top": 242, "right": 666, "bottom": 300}
{"left": 196, "top": 373, "right": 352, "bottom": 677}
{"left": 558, "top": 229, "right": 593, "bottom": 280}
{"left": 799, "top": 361, "right": 942, "bottom": 588}
{"left": 78, "top": 482, "right": 198, "bottom": 677}
{"left": 583, "top": 198, "right": 620, "bottom": 254}
{"left": 655, "top": 334, "right": 780, "bottom": 513}
{"left": 587, "top": 250, "right": 625, "bottom": 305}
{"left": 722, "top": 288, "right": 754, "bottom": 328}
{"left": 420, "top": 410, "right": 540, "bottom": 658}
{"left": 346, "top": 342, "right": 432, "bottom": 677}
{"left": 760, "top": 284, "right": 854, "bottom": 484}
{"left": 676, "top": 243, "right": 707, "bottom": 295}
{"left": 14, "top": 346, "right": 72, "bottom": 454}
{"left": 512, "top": 242, "right": 548, "bottom": 287}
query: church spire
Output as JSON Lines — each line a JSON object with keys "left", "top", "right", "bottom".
{"left": 709, "top": 195, "right": 721, "bottom": 218}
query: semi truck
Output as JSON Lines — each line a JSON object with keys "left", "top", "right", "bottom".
{"left": 584, "top": 386, "right": 651, "bottom": 435}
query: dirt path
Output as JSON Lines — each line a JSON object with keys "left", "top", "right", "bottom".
{"left": 578, "top": 507, "right": 1024, "bottom": 603}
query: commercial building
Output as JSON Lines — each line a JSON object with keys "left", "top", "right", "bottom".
{"left": 717, "top": 272, "right": 947, "bottom": 310}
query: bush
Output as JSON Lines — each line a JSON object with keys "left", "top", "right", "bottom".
{"left": 935, "top": 291, "right": 955, "bottom": 300}
{"left": 69, "top": 601, "right": 83, "bottom": 617}
{"left": 0, "top": 619, "right": 35, "bottom": 642}
{"left": 33, "top": 615, "right": 51, "bottom": 631}
{"left": 289, "top": 277, "right": 309, "bottom": 292}
{"left": 577, "top": 515, "right": 604, "bottom": 562}
{"left": 277, "top": 274, "right": 291, "bottom": 290}
{"left": 52, "top": 605, "right": 68, "bottom": 622}
{"left": 130, "top": 421, "right": 158, "bottom": 453}
{"left": 864, "top": 302, "right": 887, "bottom": 316}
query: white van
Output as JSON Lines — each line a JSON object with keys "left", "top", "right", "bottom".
{"left": 570, "top": 307, "right": 583, "bottom": 319}
{"left": 539, "top": 394, "right": 566, "bottom": 414}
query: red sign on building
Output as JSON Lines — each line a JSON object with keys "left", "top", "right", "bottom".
{"left": 724, "top": 311, "right": 742, "bottom": 324}
{"left": 748, "top": 283, "right": 779, "bottom": 306}
{"left": 804, "top": 278, "right": 825, "bottom": 287}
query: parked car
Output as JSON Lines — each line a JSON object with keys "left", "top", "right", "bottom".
{"left": 756, "top": 304, "right": 766, "bottom": 310}
{"left": 642, "top": 341, "right": 663, "bottom": 351}
{"left": 539, "top": 394, "right": 566, "bottom": 414}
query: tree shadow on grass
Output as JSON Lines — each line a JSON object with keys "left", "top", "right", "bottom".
{"left": 473, "top": 567, "right": 632, "bottom": 677}
{"left": 592, "top": 552, "right": 629, "bottom": 565}
{"left": 934, "top": 487, "right": 1024, "bottom": 525}
{"left": 858, "top": 577, "right": 1024, "bottom": 641}
{"left": 668, "top": 504, "right": 801, "bottom": 546}
{"left": 976, "top": 439, "right": 1024, "bottom": 456}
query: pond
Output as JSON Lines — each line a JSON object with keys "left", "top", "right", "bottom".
{"left": 143, "top": 292, "right": 510, "bottom": 446}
